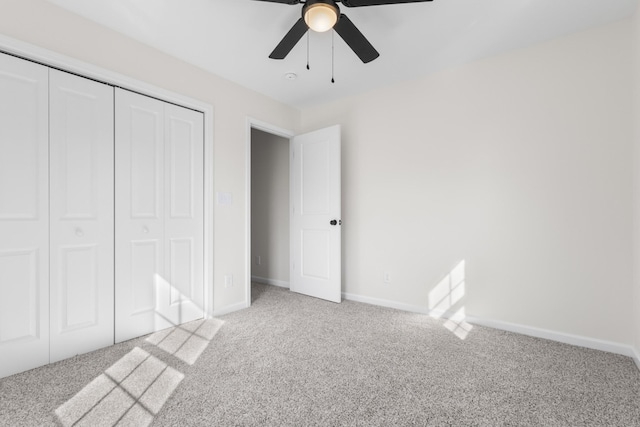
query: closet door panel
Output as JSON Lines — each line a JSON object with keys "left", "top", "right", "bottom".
{"left": 0, "top": 250, "right": 39, "bottom": 341}
{"left": 163, "top": 105, "right": 204, "bottom": 323}
{"left": 0, "top": 53, "right": 49, "bottom": 378}
{"left": 49, "top": 69, "right": 114, "bottom": 363}
{"left": 115, "top": 88, "right": 167, "bottom": 343}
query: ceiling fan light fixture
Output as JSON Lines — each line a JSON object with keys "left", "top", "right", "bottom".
{"left": 304, "top": 1, "right": 339, "bottom": 32}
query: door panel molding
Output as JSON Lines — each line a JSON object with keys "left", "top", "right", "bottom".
{"left": 58, "top": 244, "right": 98, "bottom": 332}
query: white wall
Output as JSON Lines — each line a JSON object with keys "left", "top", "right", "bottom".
{"left": 0, "top": 0, "right": 301, "bottom": 314}
{"left": 302, "top": 19, "right": 635, "bottom": 346}
{"left": 251, "top": 129, "right": 290, "bottom": 285}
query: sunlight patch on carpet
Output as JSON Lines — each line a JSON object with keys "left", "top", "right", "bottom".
{"left": 55, "top": 347, "right": 184, "bottom": 427}
{"left": 145, "top": 318, "right": 224, "bottom": 365}
{"left": 443, "top": 306, "right": 473, "bottom": 340}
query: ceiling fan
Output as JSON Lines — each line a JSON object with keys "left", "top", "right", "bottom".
{"left": 257, "top": 0, "right": 434, "bottom": 64}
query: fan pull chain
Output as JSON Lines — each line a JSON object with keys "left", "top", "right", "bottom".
{"left": 306, "top": 31, "right": 310, "bottom": 70}
{"left": 331, "top": 30, "right": 335, "bottom": 83}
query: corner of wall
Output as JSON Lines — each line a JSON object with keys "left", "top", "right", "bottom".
{"left": 632, "top": 0, "right": 640, "bottom": 372}
{"left": 633, "top": 347, "right": 640, "bottom": 371}
{"left": 212, "top": 301, "right": 250, "bottom": 317}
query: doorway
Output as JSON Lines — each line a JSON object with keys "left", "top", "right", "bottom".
{"left": 251, "top": 128, "right": 290, "bottom": 288}
{"left": 245, "top": 120, "right": 342, "bottom": 307}
{"left": 246, "top": 120, "right": 294, "bottom": 307}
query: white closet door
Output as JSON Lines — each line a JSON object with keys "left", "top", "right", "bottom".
{"left": 163, "top": 104, "right": 204, "bottom": 325}
{"left": 0, "top": 53, "right": 49, "bottom": 378}
{"left": 115, "top": 89, "right": 166, "bottom": 343}
{"left": 49, "top": 69, "right": 114, "bottom": 362}
{"left": 115, "top": 89, "right": 204, "bottom": 343}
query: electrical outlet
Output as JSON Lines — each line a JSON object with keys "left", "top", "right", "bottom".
{"left": 224, "top": 275, "right": 234, "bottom": 288}
{"left": 255, "top": 255, "right": 261, "bottom": 266}
{"left": 383, "top": 272, "right": 391, "bottom": 284}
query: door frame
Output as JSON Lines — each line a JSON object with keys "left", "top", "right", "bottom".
{"left": 0, "top": 34, "right": 216, "bottom": 318}
{"left": 245, "top": 118, "right": 294, "bottom": 308}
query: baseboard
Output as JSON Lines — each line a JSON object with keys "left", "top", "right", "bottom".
{"left": 466, "top": 316, "right": 636, "bottom": 358}
{"left": 212, "top": 301, "right": 249, "bottom": 317}
{"left": 342, "top": 292, "right": 430, "bottom": 315}
{"left": 341, "top": 291, "right": 636, "bottom": 361}
{"left": 251, "top": 276, "right": 289, "bottom": 289}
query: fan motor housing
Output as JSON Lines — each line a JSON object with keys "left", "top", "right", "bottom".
{"left": 302, "top": 0, "right": 341, "bottom": 30}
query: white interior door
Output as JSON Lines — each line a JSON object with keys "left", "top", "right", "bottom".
{"left": 290, "top": 125, "right": 341, "bottom": 303}
{"left": 115, "top": 89, "right": 204, "bottom": 343}
{"left": 49, "top": 69, "right": 114, "bottom": 362}
{"left": 115, "top": 88, "right": 166, "bottom": 343}
{"left": 0, "top": 53, "right": 50, "bottom": 377}
{"left": 162, "top": 104, "right": 204, "bottom": 325}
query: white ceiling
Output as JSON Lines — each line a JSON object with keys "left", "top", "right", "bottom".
{"left": 47, "top": 0, "right": 637, "bottom": 109}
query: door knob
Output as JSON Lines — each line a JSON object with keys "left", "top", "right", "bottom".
{"left": 142, "top": 226, "right": 149, "bottom": 234}
{"left": 330, "top": 219, "right": 342, "bottom": 226}
{"left": 75, "top": 227, "right": 84, "bottom": 237}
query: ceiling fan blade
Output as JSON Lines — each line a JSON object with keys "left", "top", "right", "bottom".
{"left": 269, "top": 18, "right": 308, "bottom": 60}
{"left": 340, "top": 0, "right": 432, "bottom": 7}
{"left": 333, "top": 14, "right": 379, "bottom": 63}
{"left": 252, "top": 0, "right": 300, "bottom": 4}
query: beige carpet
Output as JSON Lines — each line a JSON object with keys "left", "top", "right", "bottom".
{"left": 1, "top": 282, "right": 639, "bottom": 426}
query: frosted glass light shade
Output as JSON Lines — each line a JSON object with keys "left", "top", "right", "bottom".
{"left": 304, "top": 3, "right": 338, "bottom": 32}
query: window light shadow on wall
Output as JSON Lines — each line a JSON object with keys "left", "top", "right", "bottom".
{"left": 154, "top": 273, "right": 199, "bottom": 328}
{"left": 428, "top": 260, "right": 473, "bottom": 340}
{"left": 55, "top": 318, "right": 223, "bottom": 427}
